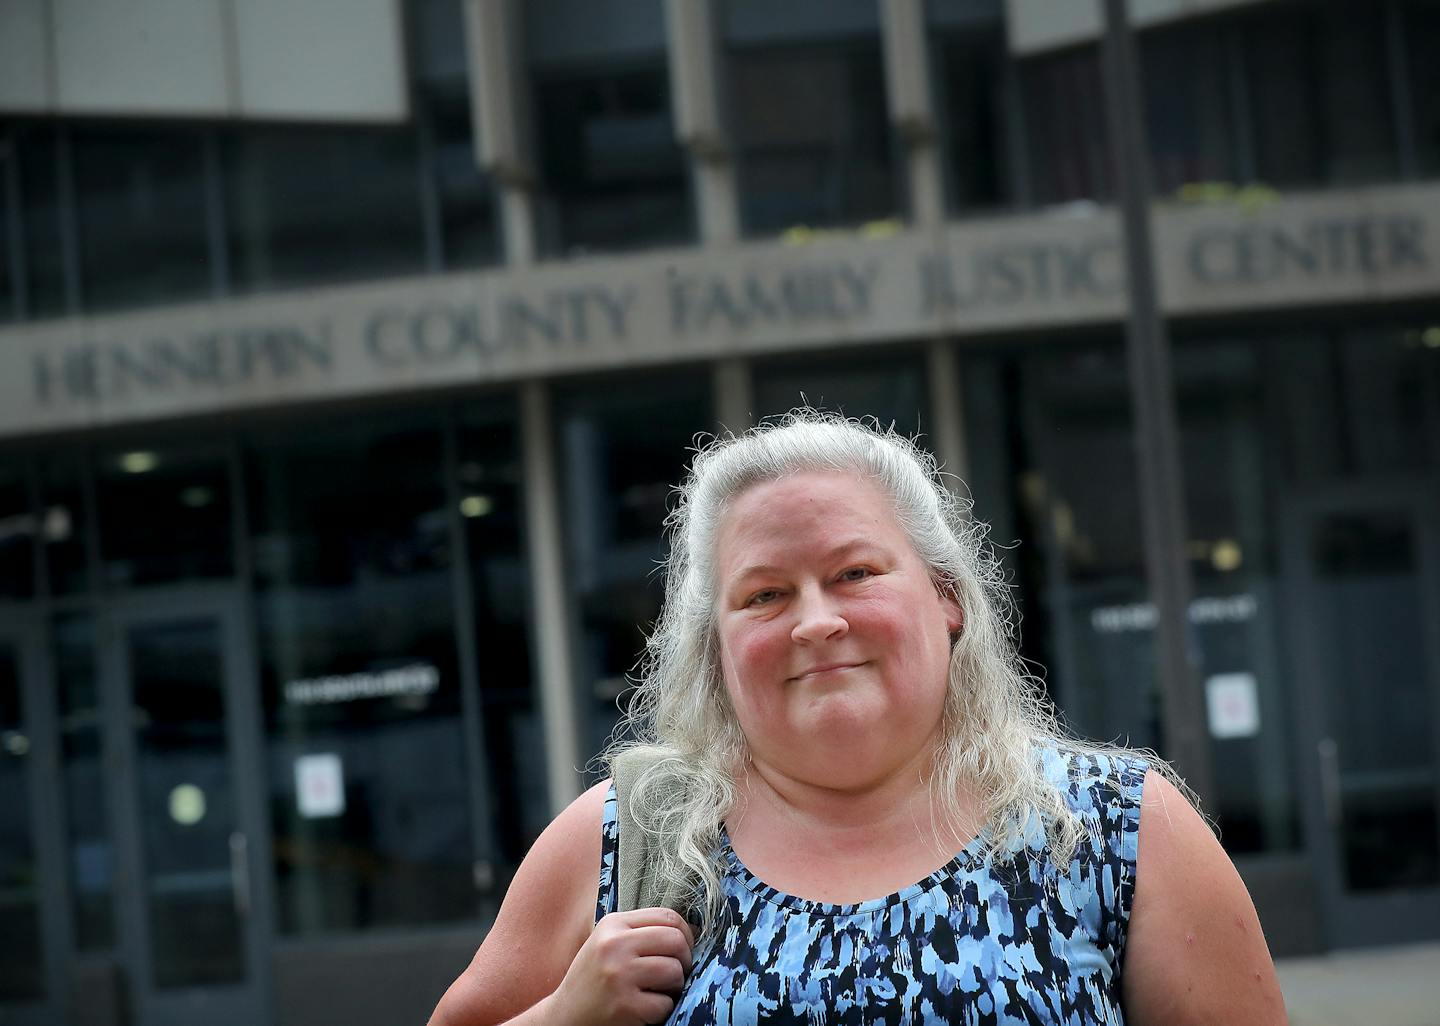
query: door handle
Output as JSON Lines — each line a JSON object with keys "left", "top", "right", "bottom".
{"left": 230, "top": 832, "right": 251, "bottom": 919}
{"left": 1318, "top": 737, "right": 1342, "bottom": 829}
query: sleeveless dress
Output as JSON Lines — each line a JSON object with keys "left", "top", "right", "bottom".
{"left": 595, "top": 747, "right": 1149, "bottom": 1026}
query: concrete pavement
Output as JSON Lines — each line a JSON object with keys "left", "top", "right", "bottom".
{"left": 1276, "top": 942, "right": 1440, "bottom": 1026}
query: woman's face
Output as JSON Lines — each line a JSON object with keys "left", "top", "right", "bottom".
{"left": 713, "top": 470, "right": 963, "bottom": 791}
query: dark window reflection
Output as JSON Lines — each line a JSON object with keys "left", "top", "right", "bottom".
{"left": 1020, "top": 45, "right": 1112, "bottom": 206}
{"left": 457, "top": 406, "right": 547, "bottom": 869}
{"left": 0, "top": 641, "right": 43, "bottom": 1000}
{"left": 1309, "top": 514, "right": 1438, "bottom": 890}
{"left": 931, "top": 23, "right": 1009, "bottom": 213}
{"left": 55, "top": 614, "right": 114, "bottom": 951}
{"left": 533, "top": 66, "right": 692, "bottom": 255}
{"left": 0, "top": 464, "right": 33, "bottom": 601}
{"left": 0, "top": 131, "right": 15, "bottom": 321}
{"left": 428, "top": 91, "right": 501, "bottom": 269}
{"left": 1409, "top": 2, "right": 1440, "bottom": 177}
{"left": 225, "top": 127, "right": 425, "bottom": 294}
{"left": 1244, "top": 3, "right": 1396, "bottom": 186}
{"left": 72, "top": 127, "right": 211, "bottom": 313}
{"left": 128, "top": 619, "right": 245, "bottom": 986}
{"left": 961, "top": 339, "right": 1310, "bottom": 855}
{"left": 753, "top": 351, "right": 930, "bottom": 440}
{"left": 556, "top": 374, "right": 713, "bottom": 762}
{"left": 249, "top": 415, "right": 474, "bottom": 934}
{"left": 13, "top": 123, "right": 67, "bottom": 319}
{"left": 726, "top": 13, "right": 898, "bottom": 235}
{"left": 97, "top": 443, "right": 233, "bottom": 587}
{"left": 1140, "top": 20, "right": 1238, "bottom": 193}
{"left": 39, "top": 452, "right": 89, "bottom": 597}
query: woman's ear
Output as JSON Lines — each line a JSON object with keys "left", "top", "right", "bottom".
{"left": 940, "top": 587, "right": 964, "bottom": 638}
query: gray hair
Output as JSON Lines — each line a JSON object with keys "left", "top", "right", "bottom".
{"left": 606, "top": 410, "right": 1155, "bottom": 932}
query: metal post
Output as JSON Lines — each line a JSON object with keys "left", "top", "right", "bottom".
{"left": 1099, "top": 0, "right": 1213, "bottom": 802}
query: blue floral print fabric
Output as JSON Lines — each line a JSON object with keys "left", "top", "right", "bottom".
{"left": 597, "top": 747, "right": 1149, "bottom": 1025}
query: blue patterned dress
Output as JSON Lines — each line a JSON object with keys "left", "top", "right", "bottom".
{"left": 595, "top": 747, "right": 1149, "bottom": 1026}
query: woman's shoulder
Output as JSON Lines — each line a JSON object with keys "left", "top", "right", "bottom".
{"left": 1039, "top": 741, "right": 1152, "bottom": 810}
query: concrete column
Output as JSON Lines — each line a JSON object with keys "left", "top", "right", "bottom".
{"left": 925, "top": 338, "right": 970, "bottom": 490}
{"left": 664, "top": 0, "right": 739, "bottom": 244}
{"left": 712, "top": 357, "right": 754, "bottom": 435}
{"left": 881, "top": 0, "right": 945, "bottom": 228}
{"left": 463, "top": 0, "right": 537, "bottom": 264}
{"left": 520, "top": 381, "right": 584, "bottom": 812}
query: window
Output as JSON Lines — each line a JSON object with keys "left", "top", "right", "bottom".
{"left": 225, "top": 127, "right": 425, "bottom": 294}
{"left": 527, "top": 0, "right": 691, "bottom": 255}
{"left": 96, "top": 442, "right": 234, "bottom": 588}
{"left": 724, "top": 0, "right": 898, "bottom": 235}
{"left": 1020, "top": 46, "right": 1112, "bottom": 206}
{"left": 1244, "top": 3, "right": 1396, "bottom": 186}
{"left": 0, "top": 464, "right": 32, "bottom": 601}
{"left": 248, "top": 415, "right": 474, "bottom": 933}
{"left": 960, "top": 339, "right": 1307, "bottom": 855}
{"left": 72, "top": 127, "right": 211, "bottom": 313}
{"left": 1139, "top": 20, "right": 1239, "bottom": 193}
{"left": 456, "top": 404, "right": 548, "bottom": 872}
{"left": 55, "top": 614, "right": 115, "bottom": 950}
{"left": 555, "top": 372, "right": 713, "bottom": 762}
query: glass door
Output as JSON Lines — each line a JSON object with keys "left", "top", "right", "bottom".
{"left": 104, "top": 592, "right": 271, "bottom": 1026}
{"left": 1284, "top": 482, "right": 1440, "bottom": 946}
{"left": 0, "top": 617, "right": 65, "bottom": 1026}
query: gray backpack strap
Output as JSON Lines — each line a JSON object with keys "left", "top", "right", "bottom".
{"left": 612, "top": 746, "right": 679, "bottom": 914}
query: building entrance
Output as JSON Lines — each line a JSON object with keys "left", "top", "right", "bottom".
{"left": 0, "top": 615, "right": 65, "bottom": 1026}
{"left": 1284, "top": 481, "right": 1440, "bottom": 949}
{"left": 102, "top": 590, "right": 272, "bottom": 1026}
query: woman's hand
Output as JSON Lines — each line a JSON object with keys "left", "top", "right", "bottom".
{"left": 546, "top": 907, "right": 695, "bottom": 1026}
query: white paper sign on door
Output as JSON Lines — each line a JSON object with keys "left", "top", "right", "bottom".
{"left": 1205, "top": 673, "right": 1261, "bottom": 739}
{"left": 295, "top": 753, "right": 346, "bottom": 818}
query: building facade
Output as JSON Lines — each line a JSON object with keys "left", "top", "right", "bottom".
{"left": 1, "top": 1, "right": 1439, "bottom": 1023}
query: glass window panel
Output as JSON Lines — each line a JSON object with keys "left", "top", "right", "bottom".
{"left": 753, "top": 351, "right": 930, "bottom": 440}
{"left": 532, "top": 62, "right": 693, "bottom": 256}
{"left": 931, "top": 22, "right": 1010, "bottom": 213}
{"left": 225, "top": 127, "right": 425, "bottom": 294}
{"left": 727, "top": 39, "right": 898, "bottom": 235}
{"left": 1140, "top": 21, "right": 1238, "bottom": 193}
{"left": 0, "top": 463, "right": 33, "bottom": 600}
{"left": 55, "top": 614, "right": 114, "bottom": 950}
{"left": 1408, "top": 2, "right": 1440, "bottom": 177}
{"left": 1020, "top": 46, "right": 1112, "bottom": 206}
{"left": 249, "top": 415, "right": 474, "bottom": 934}
{"left": 556, "top": 373, "right": 713, "bottom": 762}
{"left": 1308, "top": 513, "right": 1438, "bottom": 890}
{"left": 1, "top": 129, "right": 15, "bottom": 322}
{"left": 1245, "top": 3, "right": 1396, "bottom": 187}
{"left": 96, "top": 443, "right": 233, "bottom": 587}
{"left": 127, "top": 618, "right": 244, "bottom": 986}
{"left": 429, "top": 91, "right": 500, "bottom": 269}
{"left": 0, "top": 640, "right": 43, "bottom": 1000}
{"left": 457, "top": 405, "right": 547, "bottom": 871}
{"left": 72, "top": 127, "right": 210, "bottom": 314}
{"left": 1172, "top": 341, "right": 1300, "bottom": 853}
{"left": 39, "top": 451, "right": 89, "bottom": 597}
{"left": 14, "top": 123, "right": 67, "bottom": 319}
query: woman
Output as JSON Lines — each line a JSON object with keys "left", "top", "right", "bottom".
{"left": 430, "top": 413, "right": 1286, "bottom": 1025}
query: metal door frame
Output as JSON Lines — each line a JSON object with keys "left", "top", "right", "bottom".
{"left": 0, "top": 609, "right": 69, "bottom": 1025}
{"left": 1281, "top": 478, "right": 1440, "bottom": 948}
{"left": 101, "top": 586, "right": 273, "bottom": 1026}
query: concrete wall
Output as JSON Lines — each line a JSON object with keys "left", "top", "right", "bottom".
{"left": 0, "top": 0, "right": 406, "bottom": 121}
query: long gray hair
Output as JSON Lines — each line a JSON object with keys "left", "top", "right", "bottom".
{"left": 605, "top": 410, "right": 1151, "bottom": 932}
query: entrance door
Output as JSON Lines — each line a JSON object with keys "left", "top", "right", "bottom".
{"left": 0, "top": 617, "right": 65, "bottom": 1026}
{"left": 1284, "top": 481, "right": 1440, "bottom": 947}
{"left": 104, "top": 592, "right": 271, "bottom": 1026}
